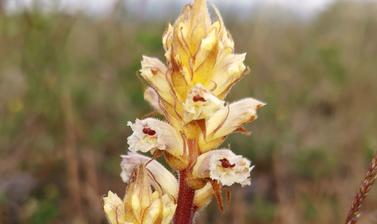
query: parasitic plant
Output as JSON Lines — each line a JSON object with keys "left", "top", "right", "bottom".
{"left": 103, "top": 0, "right": 264, "bottom": 223}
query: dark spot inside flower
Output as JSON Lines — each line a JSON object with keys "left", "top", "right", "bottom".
{"left": 151, "top": 68, "right": 159, "bottom": 75}
{"left": 143, "top": 127, "right": 156, "bottom": 136}
{"left": 220, "top": 158, "right": 235, "bottom": 168}
{"left": 193, "top": 95, "right": 206, "bottom": 102}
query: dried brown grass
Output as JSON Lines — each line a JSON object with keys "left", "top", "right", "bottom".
{"left": 345, "top": 154, "right": 377, "bottom": 224}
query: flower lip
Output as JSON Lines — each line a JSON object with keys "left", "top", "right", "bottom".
{"left": 127, "top": 118, "right": 184, "bottom": 157}
{"left": 210, "top": 151, "right": 253, "bottom": 186}
{"left": 127, "top": 119, "right": 160, "bottom": 153}
{"left": 192, "top": 149, "right": 253, "bottom": 187}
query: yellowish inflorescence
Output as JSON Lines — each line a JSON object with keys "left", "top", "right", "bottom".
{"left": 103, "top": 0, "right": 264, "bottom": 223}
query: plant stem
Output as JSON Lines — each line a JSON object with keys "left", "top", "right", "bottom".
{"left": 174, "top": 170, "right": 195, "bottom": 224}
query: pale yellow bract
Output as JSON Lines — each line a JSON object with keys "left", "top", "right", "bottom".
{"left": 104, "top": 166, "right": 177, "bottom": 224}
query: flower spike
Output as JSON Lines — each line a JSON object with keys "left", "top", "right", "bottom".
{"left": 104, "top": 0, "right": 265, "bottom": 222}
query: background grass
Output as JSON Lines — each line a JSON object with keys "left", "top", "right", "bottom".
{"left": 1, "top": 1, "right": 377, "bottom": 223}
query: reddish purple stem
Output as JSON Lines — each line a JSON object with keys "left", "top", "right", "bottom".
{"left": 174, "top": 170, "right": 195, "bottom": 224}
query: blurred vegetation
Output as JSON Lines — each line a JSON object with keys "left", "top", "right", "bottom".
{"left": 1, "top": 1, "right": 377, "bottom": 224}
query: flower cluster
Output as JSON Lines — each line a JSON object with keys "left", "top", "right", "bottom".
{"left": 104, "top": 163, "right": 176, "bottom": 224}
{"left": 103, "top": 0, "right": 264, "bottom": 223}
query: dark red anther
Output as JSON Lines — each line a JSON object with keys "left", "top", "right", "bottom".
{"left": 192, "top": 95, "right": 206, "bottom": 102}
{"left": 220, "top": 158, "right": 235, "bottom": 168}
{"left": 142, "top": 127, "right": 156, "bottom": 136}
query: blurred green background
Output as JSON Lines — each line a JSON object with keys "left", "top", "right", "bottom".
{"left": 1, "top": 0, "right": 377, "bottom": 223}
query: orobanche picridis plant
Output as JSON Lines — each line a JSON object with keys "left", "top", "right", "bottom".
{"left": 103, "top": 0, "right": 265, "bottom": 223}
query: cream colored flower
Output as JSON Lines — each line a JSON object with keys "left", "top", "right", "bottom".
{"left": 120, "top": 153, "right": 178, "bottom": 199}
{"left": 206, "top": 98, "right": 265, "bottom": 140}
{"left": 104, "top": 165, "right": 177, "bottom": 224}
{"left": 140, "top": 56, "right": 174, "bottom": 105}
{"left": 127, "top": 118, "right": 184, "bottom": 158}
{"left": 183, "top": 84, "right": 225, "bottom": 123}
{"left": 126, "top": 165, "right": 177, "bottom": 224}
{"left": 192, "top": 149, "right": 253, "bottom": 186}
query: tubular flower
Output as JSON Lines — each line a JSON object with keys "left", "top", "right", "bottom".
{"left": 127, "top": 118, "right": 185, "bottom": 158}
{"left": 105, "top": 0, "right": 265, "bottom": 222}
{"left": 205, "top": 98, "right": 265, "bottom": 140}
{"left": 198, "top": 97, "right": 265, "bottom": 152}
{"left": 183, "top": 84, "right": 225, "bottom": 123}
{"left": 192, "top": 149, "right": 254, "bottom": 187}
{"left": 120, "top": 153, "right": 178, "bottom": 199}
{"left": 140, "top": 56, "right": 174, "bottom": 105}
{"left": 104, "top": 165, "right": 177, "bottom": 224}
